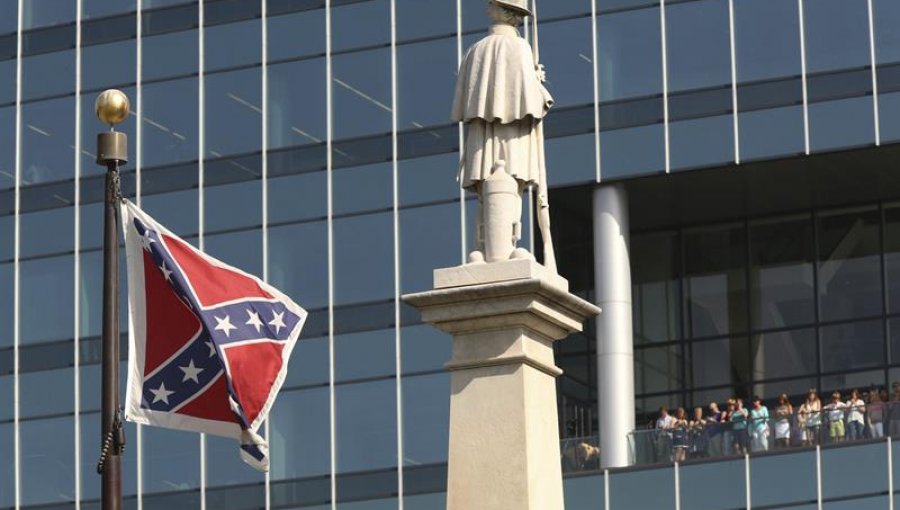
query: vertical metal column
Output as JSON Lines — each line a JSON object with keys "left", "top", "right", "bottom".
{"left": 592, "top": 184, "right": 635, "bottom": 468}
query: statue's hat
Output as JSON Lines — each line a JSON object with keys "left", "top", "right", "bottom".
{"left": 492, "top": 0, "right": 532, "bottom": 16}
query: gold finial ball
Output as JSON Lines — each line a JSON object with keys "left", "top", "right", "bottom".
{"left": 95, "top": 89, "right": 130, "bottom": 126}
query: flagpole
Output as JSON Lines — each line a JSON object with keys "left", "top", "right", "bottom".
{"left": 95, "top": 89, "right": 130, "bottom": 510}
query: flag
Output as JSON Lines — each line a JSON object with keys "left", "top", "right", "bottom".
{"left": 120, "top": 199, "right": 307, "bottom": 471}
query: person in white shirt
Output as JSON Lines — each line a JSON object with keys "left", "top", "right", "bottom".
{"left": 845, "top": 389, "right": 866, "bottom": 441}
{"left": 824, "top": 391, "right": 847, "bottom": 443}
{"left": 655, "top": 406, "right": 676, "bottom": 462}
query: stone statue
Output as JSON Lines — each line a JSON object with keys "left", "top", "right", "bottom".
{"left": 452, "top": 0, "right": 557, "bottom": 273}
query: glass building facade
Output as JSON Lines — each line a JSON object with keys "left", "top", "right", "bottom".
{"left": 3, "top": 0, "right": 900, "bottom": 508}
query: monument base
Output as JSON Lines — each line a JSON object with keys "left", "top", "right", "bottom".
{"left": 403, "top": 265, "right": 600, "bottom": 510}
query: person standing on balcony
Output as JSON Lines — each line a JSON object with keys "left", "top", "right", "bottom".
{"left": 722, "top": 399, "right": 736, "bottom": 456}
{"left": 689, "top": 407, "right": 708, "bottom": 459}
{"left": 672, "top": 407, "right": 690, "bottom": 462}
{"left": 799, "top": 388, "right": 822, "bottom": 446}
{"left": 655, "top": 406, "right": 676, "bottom": 462}
{"left": 867, "top": 389, "right": 885, "bottom": 439}
{"left": 749, "top": 396, "right": 770, "bottom": 452}
{"left": 730, "top": 398, "right": 750, "bottom": 455}
{"left": 773, "top": 394, "right": 793, "bottom": 449}
{"left": 824, "top": 391, "right": 847, "bottom": 444}
{"left": 706, "top": 402, "right": 724, "bottom": 457}
{"left": 845, "top": 389, "right": 866, "bottom": 441}
{"left": 889, "top": 383, "right": 900, "bottom": 437}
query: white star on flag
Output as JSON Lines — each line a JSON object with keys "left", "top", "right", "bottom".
{"left": 159, "top": 261, "right": 173, "bottom": 281}
{"left": 269, "top": 311, "right": 286, "bottom": 334}
{"left": 150, "top": 382, "right": 174, "bottom": 404}
{"left": 214, "top": 315, "right": 237, "bottom": 337}
{"left": 246, "top": 310, "right": 264, "bottom": 333}
{"left": 179, "top": 359, "right": 204, "bottom": 383}
{"left": 140, "top": 231, "right": 156, "bottom": 251}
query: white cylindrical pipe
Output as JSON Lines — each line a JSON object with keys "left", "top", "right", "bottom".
{"left": 482, "top": 162, "right": 520, "bottom": 263}
{"left": 593, "top": 184, "right": 635, "bottom": 468}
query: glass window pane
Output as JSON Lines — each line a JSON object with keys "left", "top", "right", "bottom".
{"left": 0, "top": 263, "right": 11, "bottom": 349}
{"left": 20, "top": 367, "right": 73, "bottom": 418}
{"left": 267, "top": 8, "right": 324, "bottom": 61}
{"left": 206, "top": 433, "right": 266, "bottom": 492}
{"left": 820, "top": 320, "right": 884, "bottom": 372}
{"left": 333, "top": 48, "right": 392, "bottom": 140}
{"left": 822, "top": 369, "right": 884, "bottom": 396}
{"left": 269, "top": 220, "right": 328, "bottom": 309}
{"left": 332, "top": 0, "right": 389, "bottom": 52}
{"left": 738, "top": 105, "right": 805, "bottom": 163}
{"left": 399, "top": 202, "right": 461, "bottom": 295}
{"left": 20, "top": 206, "right": 73, "bottom": 258}
{"left": 691, "top": 337, "right": 750, "bottom": 389}
{"left": 632, "top": 231, "right": 681, "bottom": 345}
{"left": 685, "top": 224, "right": 747, "bottom": 338}
{"left": 599, "top": 123, "right": 665, "bottom": 180}
{"left": 268, "top": 171, "right": 326, "bottom": 224}
{"left": 142, "top": 29, "right": 198, "bottom": 81}
{"left": 21, "top": 96, "right": 76, "bottom": 185}
{"left": 22, "top": 0, "right": 75, "bottom": 29}
{"left": 268, "top": 57, "right": 326, "bottom": 151}
{"left": 402, "top": 373, "right": 450, "bottom": 467}
{"left": 817, "top": 207, "right": 882, "bottom": 322}
{"left": 735, "top": 0, "right": 802, "bottom": 82}
{"left": 20, "top": 254, "right": 74, "bottom": 344}
{"left": 680, "top": 459, "right": 745, "bottom": 510}
{"left": 0, "top": 61, "right": 15, "bottom": 106}
{"left": 334, "top": 162, "right": 391, "bottom": 216}
{"left": 397, "top": 37, "right": 456, "bottom": 131}
{"left": 0, "top": 106, "right": 13, "bottom": 190}
{"left": 805, "top": 0, "right": 871, "bottom": 74}
{"left": 597, "top": 7, "right": 662, "bottom": 101}
{"left": 271, "top": 387, "right": 331, "bottom": 480}
{"left": 546, "top": 133, "right": 595, "bottom": 187}
{"left": 822, "top": 442, "right": 889, "bottom": 499}
{"left": 283, "top": 335, "right": 327, "bottom": 388}
{"left": 143, "top": 426, "right": 201, "bottom": 493}
{"left": 541, "top": 17, "right": 594, "bottom": 108}
{"left": 204, "top": 180, "right": 261, "bottom": 233}
{"left": 142, "top": 78, "right": 199, "bottom": 168}
{"left": 22, "top": 49, "right": 75, "bottom": 101}
{"left": 885, "top": 205, "right": 900, "bottom": 315}
{"left": 874, "top": 0, "right": 900, "bottom": 143}
{"left": 333, "top": 211, "right": 394, "bottom": 305}
{"left": 669, "top": 115, "right": 733, "bottom": 171}
{"left": 396, "top": 0, "right": 455, "bottom": 40}
{"left": 204, "top": 19, "right": 260, "bottom": 72}
{"left": 635, "top": 344, "right": 683, "bottom": 395}
{"left": 750, "top": 216, "right": 815, "bottom": 329}
{"left": 203, "top": 228, "right": 263, "bottom": 278}
{"left": 750, "top": 449, "right": 817, "bottom": 507}
{"left": 205, "top": 68, "right": 262, "bottom": 159}
{"left": 0, "top": 3, "right": 17, "bottom": 35}
{"left": 751, "top": 329, "right": 817, "bottom": 381}
{"left": 21, "top": 416, "right": 75, "bottom": 506}
{"left": 401, "top": 324, "right": 451, "bottom": 375}
{"left": 337, "top": 380, "right": 397, "bottom": 473}
{"left": 808, "top": 96, "right": 875, "bottom": 152}
{"left": 82, "top": 39, "right": 137, "bottom": 92}
{"left": 608, "top": 466, "right": 674, "bottom": 510}
{"left": 336, "top": 328, "right": 395, "bottom": 382}
{"left": 666, "top": 0, "right": 731, "bottom": 92}
{"left": 83, "top": 0, "right": 137, "bottom": 19}
{"left": 0, "top": 423, "right": 12, "bottom": 508}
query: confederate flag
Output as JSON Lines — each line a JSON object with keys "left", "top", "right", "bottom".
{"left": 121, "top": 199, "right": 307, "bottom": 471}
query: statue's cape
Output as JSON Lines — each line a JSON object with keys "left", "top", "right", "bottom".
{"left": 451, "top": 25, "right": 553, "bottom": 124}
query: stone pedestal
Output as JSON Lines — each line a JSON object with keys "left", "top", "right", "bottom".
{"left": 403, "top": 259, "right": 600, "bottom": 510}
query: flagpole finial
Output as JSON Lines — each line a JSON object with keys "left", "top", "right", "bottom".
{"left": 95, "top": 89, "right": 130, "bottom": 128}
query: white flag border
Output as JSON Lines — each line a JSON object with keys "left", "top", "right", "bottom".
{"left": 121, "top": 198, "right": 308, "bottom": 443}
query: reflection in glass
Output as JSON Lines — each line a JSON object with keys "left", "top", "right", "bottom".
{"left": 333, "top": 48, "right": 392, "bottom": 140}
{"left": 820, "top": 320, "right": 884, "bottom": 373}
{"left": 599, "top": 124, "right": 664, "bottom": 180}
{"left": 634, "top": 344, "right": 683, "bottom": 395}
{"left": 336, "top": 380, "right": 397, "bottom": 474}
{"left": 20, "top": 254, "right": 73, "bottom": 344}
{"left": 399, "top": 202, "right": 461, "bottom": 294}
{"left": 685, "top": 225, "right": 747, "bottom": 338}
{"left": 206, "top": 68, "right": 262, "bottom": 159}
{"left": 0, "top": 3, "right": 16, "bottom": 35}
{"left": 398, "top": 153, "right": 458, "bottom": 207}
{"left": 22, "top": 0, "right": 75, "bottom": 29}
{"left": 334, "top": 162, "right": 391, "bottom": 216}
{"left": 267, "top": 8, "right": 325, "bottom": 61}
{"left": 142, "top": 78, "right": 199, "bottom": 168}
{"left": 336, "top": 329, "right": 394, "bottom": 382}
{"left": 669, "top": 115, "right": 733, "bottom": 170}
{"left": 334, "top": 211, "right": 394, "bottom": 305}
{"left": 750, "top": 329, "right": 817, "bottom": 383}
{"left": 734, "top": 0, "right": 802, "bottom": 83}
{"left": 540, "top": 18, "right": 594, "bottom": 108}
{"left": 204, "top": 18, "right": 260, "bottom": 72}
{"left": 691, "top": 337, "right": 749, "bottom": 390}
{"left": 204, "top": 228, "right": 263, "bottom": 278}
{"left": 738, "top": 105, "right": 805, "bottom": 161}
{"left": 808, "top": 96, "right": 875, "bottom": 152}
{"left": 750, "top": 216, "right": 815, "bottom": 329}
{"left": 269, "top": 220, "right": 328, "bottom": 309}
{"left": 20, "top": 206, "right": 73, "bottom": 258}
{"left": 19, "top": 367, "right": 74, "bottom": 418}
{"left": 631, "top": 231, "right": 680, "bottom": 345}
{"left": 396, "top": 37, "right": 457, "bottom": 130}
{"left": 142, "top": 29, "right": 198, "bottom": 81}
{"left": 22, "top": 49, "right": 75, "bottom": 101}
{"left": 268, "top": 58, "right": 326, "bottom": 150}
{"left": 597, "top": 7, "right": 662, "bottom": 101}
{"left": 545, "top": 133, "right": 595, "bottom": 186}
{"left": 396, "top": 0, "right": 455, "bottom": 40}
{"left": 20, "top": 416, "right": 75, "bottom": 506}
{"left": 402, "top": 373, "right": 450, "bottom": 466}
{"left": 665, "top": 0, "right": 730, "bottom": 92}
{"left": 817, "top": 208, "right": 881, "bottom": 321}
{"left": 21, "top": 96, "right": 76, "bottom": 185}
{"left": 82, "top": 39, "right": 136, "bottom": 92}
{"left": 401, "top": 324, "right": 451, "bottom": 375}
{"left": 204, "top": 180, "right": 261, "bottom": 233}
{"left": 331, "top": 0, "right": 389, "bottom": 53}
{"left": 271, "top": 387, "right": 331, "bottom": 480}
{"left": 143, "top": 426, "right": 200, "bottom": 493}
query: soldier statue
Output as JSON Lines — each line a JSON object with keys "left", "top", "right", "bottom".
{"left": 452, "top": 0, "right": 556, "bottom": 273}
